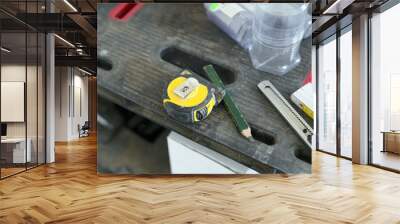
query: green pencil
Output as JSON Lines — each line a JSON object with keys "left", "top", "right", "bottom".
{"left": 203, "top": 65, "right": 253, "bottom": 140}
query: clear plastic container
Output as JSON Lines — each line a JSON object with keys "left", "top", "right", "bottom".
{"left": 249, "top": 4, "right": 310, "bottom": 75}
{"left": 204, "top": 3, "right": 253, "bottom": 49}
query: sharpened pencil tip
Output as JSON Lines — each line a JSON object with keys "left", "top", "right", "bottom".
{"left": 241, "top": 128, "right": 253, "bottom": 139}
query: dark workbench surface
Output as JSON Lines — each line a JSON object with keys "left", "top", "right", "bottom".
{"left": 98, "top": 4, "right": 312, "bottom": 173}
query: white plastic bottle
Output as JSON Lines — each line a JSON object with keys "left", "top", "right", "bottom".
{"left": 204, "top": 3, "right": 253, "bottom": 49}
{"left": 249, "top": 4, "right": 310, "bottom": 75}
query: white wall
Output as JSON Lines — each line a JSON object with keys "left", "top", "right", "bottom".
{"left": 72, "top": 73, "right": 89, "bottom": 138}
{"left": 55, "top": 67, "right": 69, "bottom": 141}
{"left": 1, "top": 63, "right": 46, "bottom": 164}
{"left": 1, "top": 65, "right": 26, "bottom": 138}
{"left": 54, "top": 67, "right": 89, "bottom": 141}
{"left": 1, "top": 65, "right": 36, "bottom": 138}
{"left": 1, "top": 82, "right": 25, "bottom": 122}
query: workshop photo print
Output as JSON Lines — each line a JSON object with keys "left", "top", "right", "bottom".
{"left": 97, "top": 3, "right": 313, "bottom": 174}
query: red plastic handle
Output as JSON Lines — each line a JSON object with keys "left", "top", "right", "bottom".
{"left": 303, "top": 71, "right": 312, "bottom": 85}
{"left": 109, "top": 3, "right": 143, "bottom": 22}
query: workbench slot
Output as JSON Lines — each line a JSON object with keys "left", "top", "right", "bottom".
{"left": 249, "top": 124, "right": 275, "bottom": 145}
{"left": 161, "top": 47, "right": 236, "bottom": 85}
{"left": 98, "top": 57, "right": 113, "bottom": 71}
{"left": 294, "top": 148, "right": 311, "bottom": 163}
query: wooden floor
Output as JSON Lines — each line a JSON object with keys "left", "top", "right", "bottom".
{"left": 373, "top": 150, "right": 400, "bottom": 171}
{"left": 1, "top": 135, "right": 400, "bottom": 224}
{"left": 1, "top": 167, "right": 26, "bottom": 178}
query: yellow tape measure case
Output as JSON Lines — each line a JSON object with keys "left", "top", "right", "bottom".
{"left": 162, "top": 73, "right": 220, "bottom": 123}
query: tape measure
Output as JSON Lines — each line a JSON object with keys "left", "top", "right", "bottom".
{"left": 163, "top": 71, "right": 222, "bottom": 123}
